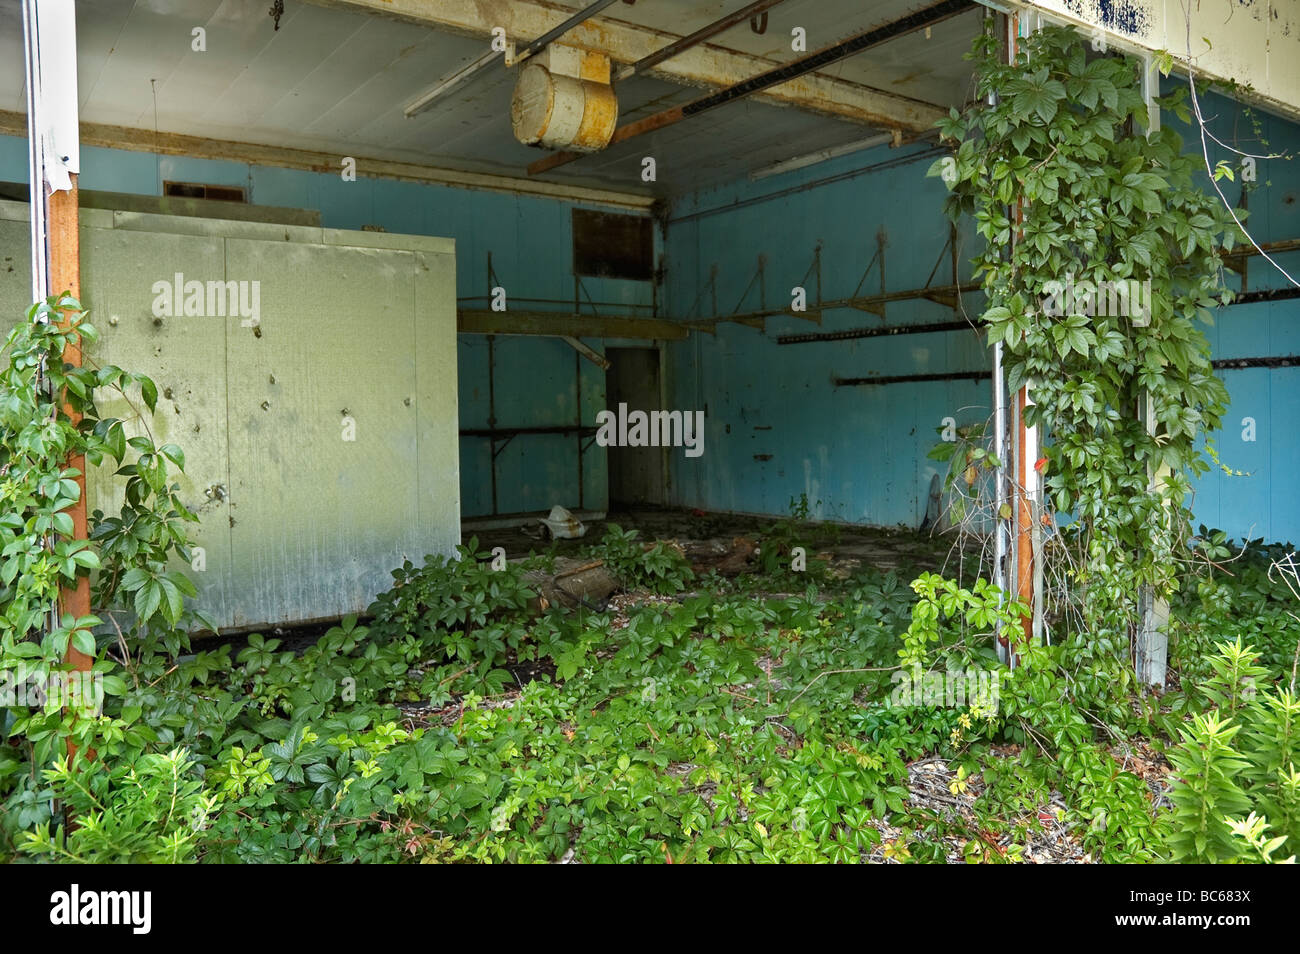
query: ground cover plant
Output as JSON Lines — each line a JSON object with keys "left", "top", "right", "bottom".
{"left": 2, "top": 25, "right": 1298, "bottom": 863}
{"left": 1, "top": 295, "right": 1294, "bottom": 862}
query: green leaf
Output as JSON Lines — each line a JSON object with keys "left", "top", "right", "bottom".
{"left": 140, "top": 376, "right": 158, "bottom": 413}
{"left": 135, "top": 580, "right": 162, "bottom": 623}
{"left": 159, "top": 444, "right": 185, "bottom": 470}
{"left": 71, "top": 627, "right": 96, "bottom": 657}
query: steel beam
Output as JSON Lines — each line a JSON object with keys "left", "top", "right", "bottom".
{"left": 529, "top": 0, "right": 974, "bottom": 175}
{"left": 517, "top": 0, "right": 625, "bottom": 63}
{"left": 617, "top": 0, "right": 792, "bottom": 81}
{"left": 0, "top": 110, "right": 655, "bottom": 213}
{"left": 302, "top": 0, "right": 945, "bottom": 131}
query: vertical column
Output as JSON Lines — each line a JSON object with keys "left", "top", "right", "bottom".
{"left": 22, "top": 0, "right": 90, "bottom": 674}
{"left": 997, "top": 10, "right": 1043, "bottom": 659}
{"left": 1136, "top": 54, "right": 1168, "bottom": 686}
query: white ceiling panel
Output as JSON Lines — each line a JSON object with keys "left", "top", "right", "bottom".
{"left": 0, "top": 0, "right": 979, "bottom": 197}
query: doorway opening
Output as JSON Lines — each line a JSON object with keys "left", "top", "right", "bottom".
{"left": 605, "top": 346, "right": 666, "bottom": 507}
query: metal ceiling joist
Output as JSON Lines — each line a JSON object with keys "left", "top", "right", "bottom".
{"left": 516, "top": 0, "right": 625, "bottom": 64}
{"left": 617, "top": 0, "right": 792, "bottom": 81}
{"left": 0, "top": 110, "right": 655, "bottom": 212}
{"left": 528, "top": 0, "right": 976, "bottom": 175}
{"left": 301, "top": 0, "right": 945, "bottom": 132}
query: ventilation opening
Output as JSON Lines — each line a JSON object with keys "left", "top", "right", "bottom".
{"left": 572, "top": 209, "right": 653, "bottom": 281}
{"left": 163, "top": 180, "right": 248, "bottom": 203}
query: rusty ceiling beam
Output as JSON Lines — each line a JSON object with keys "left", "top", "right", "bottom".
{"left": 304, "top": 0, "right": 943, "bottom": 130}
{"left": 0, "top": 109, "right": 655, "bottom": 212}
{"left": 517, "top": 0, "right": 625, "bottom": 63}
{"left": 616, "top": 0, "right": 792, "bottom": 81}
{"left": 528, "top": 0, "right": 976, "bottom": 176}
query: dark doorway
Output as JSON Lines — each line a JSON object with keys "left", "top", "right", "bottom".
{"left": 605, "top": 347, "right": 665, "bottom": 506}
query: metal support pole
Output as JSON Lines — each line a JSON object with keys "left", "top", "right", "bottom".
{"left": 23, "top": 0, "right": 92, "bottom": 752}
{"left": 992, "top": 339, "right": 1010, "bottom": 662}
{"left": 576, "top": 348, "right": 585, "bottom": 510}
{"left": 487, "top": 334, "right": 499, "bottom": 517}
{"left": 1136, "top": 54, "right": 1169, "bottom": 686}
{"left": 1014, "top": 15, "right": 1041, "bottom": 653}
{"left": 997, "top": 9, "right": 1042, "bottom": 658}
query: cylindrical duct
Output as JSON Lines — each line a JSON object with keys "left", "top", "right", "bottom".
{"left": 511, "top": 62, "right": 617, "bottom": 153}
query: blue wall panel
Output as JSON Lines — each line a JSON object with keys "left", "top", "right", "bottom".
{"left": 662, "top": 92, "right": 1300, "bottom": 543}
{"left": 664, "top": 142, "right": 990, "bottom": 527}
{"left": 1171, "top": 85, "right": 1300, "bottom": 543}
{"left": 0, "top": 134, "right": 655, "bottom": 520}
{"left": 6, "top": 74, "right": 1300, "bottom": 544}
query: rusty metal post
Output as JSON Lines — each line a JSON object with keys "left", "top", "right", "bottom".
{"left": 1001, "top": 10, "right": 1042, "bottom": 657}
{"left": 48, "top": 178, "right": 94, "bottom": 675}
{"left": 23, "top": 0, "right": 92, "bottom": 769}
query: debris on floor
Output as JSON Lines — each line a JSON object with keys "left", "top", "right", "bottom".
{"left": 539, "top": 505, "right": 588, "bottom": 540}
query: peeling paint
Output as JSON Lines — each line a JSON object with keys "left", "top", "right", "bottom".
{"left": 1058, "top": 0, "right": 1149, "bottom": 37}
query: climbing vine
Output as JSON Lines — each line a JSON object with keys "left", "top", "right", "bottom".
{"left": 931, "top": 25, "right": 1241, "bottom": 645}
{"left": 1, "top": 295, "right": 205, "bottom": 761}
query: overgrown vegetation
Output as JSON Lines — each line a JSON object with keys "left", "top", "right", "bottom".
{"left": 4, "top": 480, "right": 1293, "bottom": 862}
{"left": 931, "top": 24, "right": 1240, "bottom": 643}
{"left": 588, "top": 524, "right": 694, "bottom": 594}
{"left": 2, "top": 26, "right": 1298, "bottom": 865}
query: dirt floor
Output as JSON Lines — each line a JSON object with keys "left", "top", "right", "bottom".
{"left": 472, "top": 506, "right": 967, "bottom": 579}
{"left": 238, "top": 507, "right": 969, "bottom": 652}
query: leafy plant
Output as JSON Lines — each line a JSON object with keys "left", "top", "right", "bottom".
{"left": 931, "top": 25, "right": 1239, "bottom": 656}
{"left": 1, "top": 295, "right": 206, "bottom": 852}
{"left": 1165, "top": 710, "right": 1253, "bottom": 862}
{"left": 1165, "top": 640, "right": 1300, "bottom": 861}
{"left": 590, "top": 524, "right": 693, "bottom": 595}
{"left": 20, "top": 747, "right": 214, "bottom": 863}
{"left": 367, "top": 539, "right": 534, "bottom": 659}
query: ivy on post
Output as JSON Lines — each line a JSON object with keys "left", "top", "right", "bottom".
{"left": 48, "top": 183, "right": 95, "bottom": 698}
{"left": 21, "top": 0, "right": 93, "bottom": 747}
{"left": 1008, "top": 12, "right": 1041, "bottom": 659}
{"left": 930, "top": 23, "right": 1240, "bottom": 683}
{"left": 1135, "top": 51, "right": 1169, "bottom": 687}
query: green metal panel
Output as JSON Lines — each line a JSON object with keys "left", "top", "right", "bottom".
{"left": 0, "top": 211, "right": 34, "bottom": 320}
{"left": 0, "top": 199, "right": 459, "bottom": 632}
{"left": 80, "top": 224, "right": 237, "bottom": 627}
{"left": 413, "top": 246, "right": 462, "bottom": 545}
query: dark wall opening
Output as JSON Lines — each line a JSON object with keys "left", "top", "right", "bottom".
{"left": 606, "top": 347, "right": 665, "bottom": 506}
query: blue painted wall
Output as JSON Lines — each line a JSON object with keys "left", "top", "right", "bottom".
{"left": 5, "top": 76, "right": 1300, "bottom": 545}
{"left": 0, "top": 134, "right": 660, "bottom": 520}
{"left": 660, "top": 92, "right": 1300, "bottom": 543}
{"left": 662, "top": 142, "right": 990, "bottom": 528}
{"left": 1168, "top": 84, "right": 1300, "bottom": 545}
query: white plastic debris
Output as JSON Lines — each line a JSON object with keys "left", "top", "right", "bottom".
{"left": 540, "top": 505, "right": 587, "bottom": 540}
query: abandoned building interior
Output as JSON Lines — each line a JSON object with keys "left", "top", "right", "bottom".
{"left": 6, "top": 0, "right": 1300, "bottom": 871}
{"left": 6, "top": 0, "right": 1297, "bottom": 641}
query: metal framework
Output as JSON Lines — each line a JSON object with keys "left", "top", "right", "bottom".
{"left": 528, "top": 0, "right": 975, "bottom": 175}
